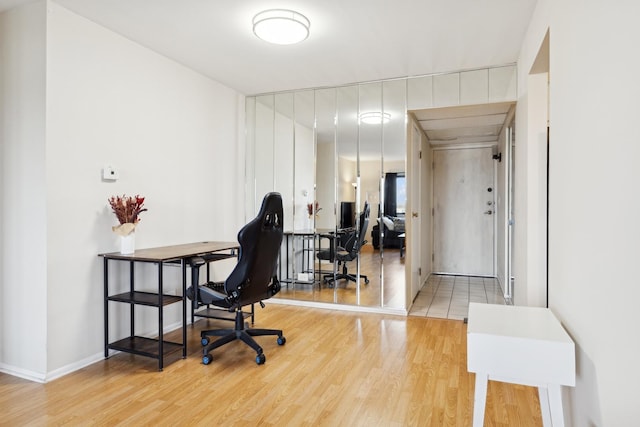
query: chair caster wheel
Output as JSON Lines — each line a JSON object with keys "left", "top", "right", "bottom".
{"left": 256, "top": 353, "right": 266, "bottom": 365}
{"left": 201, "top": 337, "right": 209, "bottom": 346}
{"left": 202, "top": 353, "right": 213, "bottom": 365}
{"left": 365, "top": 278, "right": 370, "bottom": 284}
{"left": 277, "top": 336, "right": 286, "bottom": 346}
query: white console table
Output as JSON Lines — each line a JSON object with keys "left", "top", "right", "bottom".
{"left": 467, "top": 303, "right": 575, "bottom": 426}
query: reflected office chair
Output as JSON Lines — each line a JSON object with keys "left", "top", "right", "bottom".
{"left": 186, "top": 192, "right": 285, "bottom": 365}
{"left": 317, "top": 202, "right": 371, "bottom": 287}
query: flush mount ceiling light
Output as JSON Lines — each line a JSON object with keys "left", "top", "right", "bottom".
{"left": 360, "top": 112, "right": 391, "bottom": 125}
{"left": 252, "top": 9, "right": 310, "bottom": 45}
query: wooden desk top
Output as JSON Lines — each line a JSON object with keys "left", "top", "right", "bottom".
{"left": 98, "top": 241, "right": 239, "bottom": 262}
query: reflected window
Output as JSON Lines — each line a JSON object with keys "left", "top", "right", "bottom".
{"left": 384, "top": 172, "right": 406, "bottom": 217}
{"left": 396, "top": 174, "right": 406, "bottom": 215}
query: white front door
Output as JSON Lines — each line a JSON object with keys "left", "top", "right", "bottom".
{"left": 433, "top": 147, "right": 495, "bottom": 276}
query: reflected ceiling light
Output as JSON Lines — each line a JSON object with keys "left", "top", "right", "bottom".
{"left": 252, "top": 9, "right": 310, "bottom": 45}
{"left": 360, "top": 112, "right": 391, "bottom": 125}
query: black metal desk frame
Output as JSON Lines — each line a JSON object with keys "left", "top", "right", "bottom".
{"left": 100, "top": 241, "right": 238, "bottom": 371}
{"left": 279, "top": 229, "right": 344, "bottom": 288}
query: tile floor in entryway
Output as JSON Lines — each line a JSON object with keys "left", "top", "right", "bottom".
{"left": 408, "top": 274, "right": 506, "bottom": 320}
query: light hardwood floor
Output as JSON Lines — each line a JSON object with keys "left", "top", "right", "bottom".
{"left": 276, "top": 244, "right": 406, "bottom": 307}
{"left": 1, "top": 305, "right": 542, "bottom": 426}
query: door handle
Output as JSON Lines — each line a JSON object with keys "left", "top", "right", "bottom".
{"left": 412, "top": 212, "right": 418, "bottom": 218}
{"left": 484, "top": 210, "right": 493, "bottom": 215}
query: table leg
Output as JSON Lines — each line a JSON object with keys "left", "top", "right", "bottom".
{"left": 181, "top": 259, "right": 187, "bottom": 358}
{"left": 158, "top": 262, "right": 164, "bottom": 371}
{"left": 103, "top": 258, "right": 109, "bottom": 359}
{"left": 538, "top": 386, "right": 551, "bottom": 426}
{"left": 547, "top": 384, "right": 565, "bottom": 427}
{"left": 473, "top": 373, "right": 488, "bottom": 427}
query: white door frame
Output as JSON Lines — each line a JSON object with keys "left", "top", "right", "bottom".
{"left": 432, "top": 144, "right": 497, "bottom": 276}
{"left": 409, "top": 123, "right": 422, "bottom": 301}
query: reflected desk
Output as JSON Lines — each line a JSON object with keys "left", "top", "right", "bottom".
{"left": 280, "top": 229, "right": 339, "bottom": 287}
{"left": 280, "top": 229, "right": 352, "bottom": 287}
{"left": 99, "top": 241, "right": 238, "bottom": 370}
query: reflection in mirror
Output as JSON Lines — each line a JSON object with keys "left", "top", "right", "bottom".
{"left": 381, "top": 79, "right": 407, "bottom": 309}
{"left": 313, "top": 88, "right": 337, "bottom": 304}
{"left": 335, "top": 85, "right": 361, "bottom": 305}
{"left": 272, "top": 93, "right": 296, "bottom": 292}
{"left": 294, "top": 90, "right": 315, "bottom": 232}
{"left": 254, "top": 95, "right": 275, "bottom": 216}
{"left": 274, "top": 93, "right": 294, "bottom": 227}
{"left": 245, "top": 97, "right": 256, "bottom": 221}
{"left": 287, "top": 90, "right": 317, "bottom": 299}
{"left": 247, "top": 80, "right": 408, "bottom": 311}
{"left": 357, "top": 82, "right": 383, "bottom": 307}
{"left": 314, "top": 88, "right": 337, "bottom": 233}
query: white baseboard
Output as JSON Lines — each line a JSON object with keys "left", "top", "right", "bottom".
{"left": 0, "top": 363, "right": 46, "bottom": 383}
{"left": 267, "top": 297, "right": 408, "bottom": 316}
{"left": 45, "top": 352, "right": 105, "bottom": 382}
{"left": 1, "top": 320, "right": 186, "bottom": 384}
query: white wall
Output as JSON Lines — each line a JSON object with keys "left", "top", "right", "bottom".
{"left": 315, "top": 141, "right": 336, "bottom": 230}
{"left": 338, "top": 156, "right": 357, "bottom": 203}
{"left": 293, "top": 122, "right": 315, "bottom": 230}
{"left": 0, "top": 1, "right": 48, "bottom": 379}
{"left": 0, "top": 1, "right": 244, "bottom": 381}
{"left": 517, "top": 0, "right": 640, "bottom": 424}
{"left": 248, "top": 98, "right": 315, "bottom": 230}
{"left": 359, "top": 158, "right": 382, "bottom": 242}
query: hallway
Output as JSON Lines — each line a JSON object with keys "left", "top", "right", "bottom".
{"left": 409, "top": 274, "right": 506, "bottom": 320}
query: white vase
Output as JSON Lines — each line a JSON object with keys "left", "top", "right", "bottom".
{"left": 120, "top": 233, "right": 135, "bottom": 254}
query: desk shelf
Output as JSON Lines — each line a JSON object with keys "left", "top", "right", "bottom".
{"left": 108, "top": 336, "right": 183, "bottom": 359}
{"left": 194, "top": 306, "right": 253, "bottom": 323}
{"left": 281, "top": 231, "right": 329, "bottom": 287}
{"left": 107, "top": 291, "right": 181, "bottom": 307}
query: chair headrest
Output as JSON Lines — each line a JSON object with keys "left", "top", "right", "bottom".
{"left": 224, "top": 192, "right": 284, "bottom": 305}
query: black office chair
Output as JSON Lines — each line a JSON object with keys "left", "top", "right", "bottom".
{"left": 186, "top": 192, "right": 285, "bottom": 365}
{"left": 317, "top": 202, "right": 371, "bottom": 286}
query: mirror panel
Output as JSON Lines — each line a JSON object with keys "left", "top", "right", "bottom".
{"left": 245, "top": 97, "right": 256, "bottom": 221}
{"left": 382, "top": 79, "right": 407, "bottom": 309}
{"left": 247, "top": 80, "right": 409, "bottom": 311}
{"left": 335, "top": 85, "right": 359, "bottom": 305}
{"left": 315, "top": 88, "right": 337, "bottom": 232}
{"left": 358, "top": 82, "right": 383, "bottom": 306}
{"left": 272, "top": 93, "right": 297, "bottom": 294}
{"left": 290, "top": 90, "right": 317, "bottom": 298}
{"left": 313, "top": 88, "right": 338, "bottom": 304}
{"left": 274, "top": 93, "right": 294, "bottom": 227}
{"left": 294, "top": 90, "right": 316, "bottom": 232}
{"left": 254, "top": 95, "right": 275, "bottom": 215}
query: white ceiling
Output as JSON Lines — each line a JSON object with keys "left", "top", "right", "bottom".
{"left": 0, "top": 0, "right": 537, "bottom": 96}
{"left": 1, "top": 0, "right": 531, "bottom": 149}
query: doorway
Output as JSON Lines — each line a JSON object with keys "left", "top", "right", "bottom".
{"left": 432, "top": 147, "right": 495, "bottom": 275}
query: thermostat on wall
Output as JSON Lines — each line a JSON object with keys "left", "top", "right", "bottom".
{"left": 102, "top": 164, "right": 119, "bottom": 181}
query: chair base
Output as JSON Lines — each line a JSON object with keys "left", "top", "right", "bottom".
{"left": 322, "top": 263, "right": 370, "bottom": 286}
{"left": 200, "top": 307, "right": 284, "bottom": 365}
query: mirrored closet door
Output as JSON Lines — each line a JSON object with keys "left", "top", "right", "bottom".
{"left": 246, "top": 81, "right": 407, "bottom": 310}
